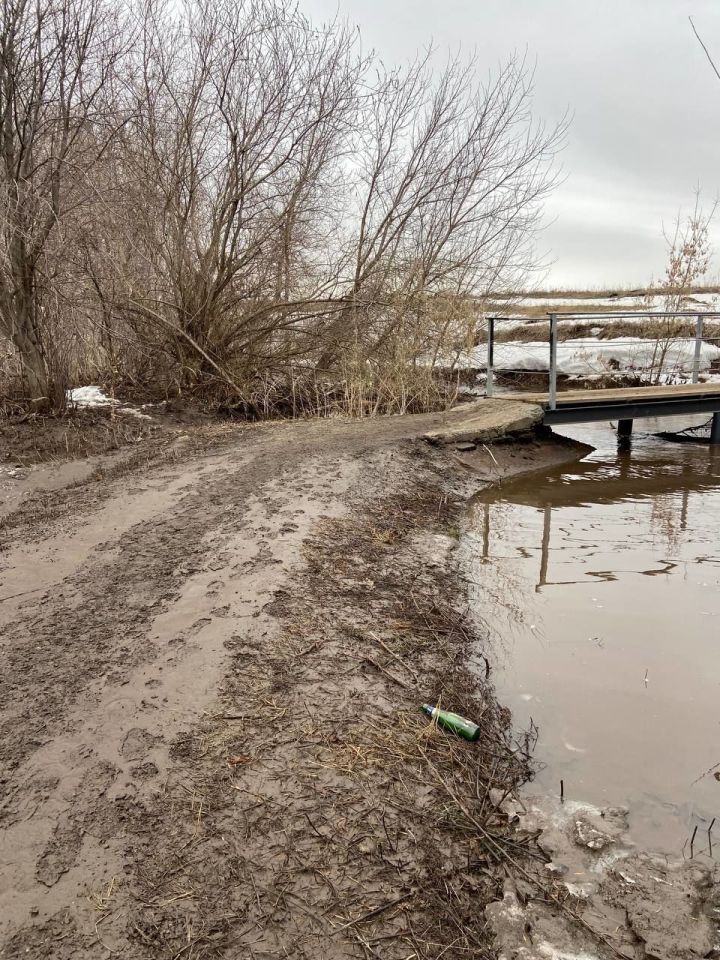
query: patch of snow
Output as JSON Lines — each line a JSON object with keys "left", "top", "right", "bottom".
{"left": 66, "top": 385, "right": 155, "bottom": 419}
{"left": 67, "top": 385, "right": 119, "bottom": 407}
{"left": 466, "top": 337, "right": 720, "bottom": 378}
{"left": 486, "top": 317, "right": 529, "bottom": 332}
{"left": 564, "top": 881, "right": 594, "bottom": 899}
{"left": 617, "top": 871, "right": 636, "bottom": 884}
{"left": 590, "top": 848, "right": 628, "bottom": 874}
{"left": 536, "top": 941, "right": 601, "bottom": 960}
{"left": 120, "top": 407, "right": 153, "bottom": 420}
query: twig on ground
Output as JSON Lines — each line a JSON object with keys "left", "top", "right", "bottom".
{"left": 363, "top": 655, "right": 415, "bottom": 690}
{"left": 368, "top": 631, "right": 420, "bottom": 680}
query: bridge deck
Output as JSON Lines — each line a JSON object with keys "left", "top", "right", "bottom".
{"left": 502, "top": 382, "right": 720, "bottom": 405}
{"left": 499, "top": 382, "right": 720, "bottom": 426}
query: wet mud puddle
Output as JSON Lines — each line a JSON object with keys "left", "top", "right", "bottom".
{"left": 464, "top": 421, "right": 720, "bottom": 856}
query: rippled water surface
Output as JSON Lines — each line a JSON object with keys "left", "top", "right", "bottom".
{"left": 465, "top": 420, "right": 720, "bottom": 854}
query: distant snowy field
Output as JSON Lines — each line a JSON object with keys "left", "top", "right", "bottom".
{"left": 443, "top": 337, "right": 720, "bottom": 387}
{"left": 498, "top": 291, "right": 720, "bottom": 310}
{"left": 468, "top": 338, "right": 720, "bottom": 377}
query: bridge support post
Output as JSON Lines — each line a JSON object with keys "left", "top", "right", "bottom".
{"left": 711, "top": 411, "right": 720, "bottom": 445}
{"left": 692, "top": 315, "right": 704, "bottom": 384}
{"left": 618, "top": 419, "right": 633, "bottom": 438}
{"left": 486, "top": 316, "right": 495, "bottom": 397}
{"left": 548, "top": 314, "right": 558, "bottom": 410}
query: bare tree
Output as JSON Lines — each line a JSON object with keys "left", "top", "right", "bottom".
{"left": 689, "top": 16, "right": 720, "bottom": 82}
{"left": 86, "top": 2, "right": 563, "bottom": 405}
{"left": 86, "top": 0, "right": 364, "bottom": 396}
{"left": 317, "top": 53, "right": 565, "bottom": 371}
{"left": 0, "top": 0, "right": 124, "bottom": 405}
{"left": 648, "top": 195, "right": 715, "bottom": 383}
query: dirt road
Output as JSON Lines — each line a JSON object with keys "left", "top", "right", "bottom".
{"left": 2, "top": 401, "right": 564, "bottom": 959}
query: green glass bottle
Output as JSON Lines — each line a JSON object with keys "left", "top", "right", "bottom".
{"left": 422, "top": 703, "right": 480, "bottom": 741}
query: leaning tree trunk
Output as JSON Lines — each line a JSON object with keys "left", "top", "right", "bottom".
{"left": 13, "top": 324, "right": 50, "bottom": 406}
{"left": 0, "top": 233, "right": 53, "bottom": 406}
{"left": 8, "top": 281, "right": 52, "bottom": 407}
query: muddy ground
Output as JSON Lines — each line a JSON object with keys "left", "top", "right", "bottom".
{"left": 1, "top": 403, "right": 718, "bottom": 959}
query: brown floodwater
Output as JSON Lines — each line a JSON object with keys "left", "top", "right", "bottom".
{"left": 465, "top": 419, "right": 720, "bottom": 856}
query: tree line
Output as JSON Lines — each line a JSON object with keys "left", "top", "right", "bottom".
{"left": 0, "top": 0, "right": 564, "bottom": 414}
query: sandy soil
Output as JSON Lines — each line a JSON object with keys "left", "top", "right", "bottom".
{"left": 1, "top": 402, "right": 715, "bottom": 959}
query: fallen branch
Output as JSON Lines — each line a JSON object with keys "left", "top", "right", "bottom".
{"left": 363, "top": 655, "right": 415, "bottom": 690}
{"left": 331, "top": 891, "right": 415, "bottom": 934}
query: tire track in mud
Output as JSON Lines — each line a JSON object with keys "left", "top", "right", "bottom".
{"left": 1, "top": 482, "right": 221, "bottom": 777}
{"left": 0, "top": 442, "right": 340, "bottom": 770}
{"left": 0, "top": 437, "right": 360, "bottom": 951}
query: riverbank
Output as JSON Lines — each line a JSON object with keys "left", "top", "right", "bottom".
{"left": 1, "top": 404, "right": 716, "bottom": 958}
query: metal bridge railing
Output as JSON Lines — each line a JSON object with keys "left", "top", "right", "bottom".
{"left": 484, "top": 311, "right": 720, "bottom": 409}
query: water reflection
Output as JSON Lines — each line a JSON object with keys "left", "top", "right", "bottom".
{"left": 476, "top": 455, "right": 713, "bottom": 590}
{"left": 464, "top": 423, "right": 720, "bottom": 855}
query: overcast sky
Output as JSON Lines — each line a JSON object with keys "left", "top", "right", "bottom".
{"left": 303, "top": 0, "right": 720, "bottom": 289}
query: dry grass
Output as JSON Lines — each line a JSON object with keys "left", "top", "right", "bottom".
{"left": 485, "top": 284, "right": 720, "bottom": 321}
{"left": 215, "top": 361, "right": 461, "bottom": 421}
{"left": 490, "top": 301, "right": 720, "bottom": 321}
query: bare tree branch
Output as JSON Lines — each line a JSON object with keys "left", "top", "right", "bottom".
{"left": 689, "top": 16, "right": 720, "bottom": 83}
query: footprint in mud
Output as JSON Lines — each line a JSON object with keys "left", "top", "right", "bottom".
{"left": 102, "top": 695, "right": 143, "bottom": 726}
{"left": 223, "top": 633, "right": 261, "bottom": 656}
{"left": 237, "top": 543, "right": 276, "bottom": 570}
{"left": 0, "top": 774, "right": 59, "bottom": 827}
{"left": 36, "top": 823, "right": 83, "bottom": 887}
{"left": 34, "top": 761, "right": 118, "bottom": 887}
{"left": 210, "top": 605, "right": 230, "bottom": 617}
{"left": 121, "top": 727, "right": 159, "bottom": 762}
{"left": 169, "top": 732, "right": 204, "bottom": 761}
{"left": 186, "top": 617, "right": 212, "bottom": 637}
{"left": 130, "top": 761, "right": 159, "bottom": 779}
{"left": 206, "top": 579, "right": 224, "bottom": 595}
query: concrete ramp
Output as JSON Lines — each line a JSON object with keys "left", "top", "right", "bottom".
{"left": 422, "top": 399, "right": 543, "bottom": 446}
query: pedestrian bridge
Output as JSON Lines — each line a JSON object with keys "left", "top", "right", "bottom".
{"left": 501, "top": 382, "right": 720, "bottom": 440}
{"left": 484, "top": 310, "right": 720, "bottom": 442}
